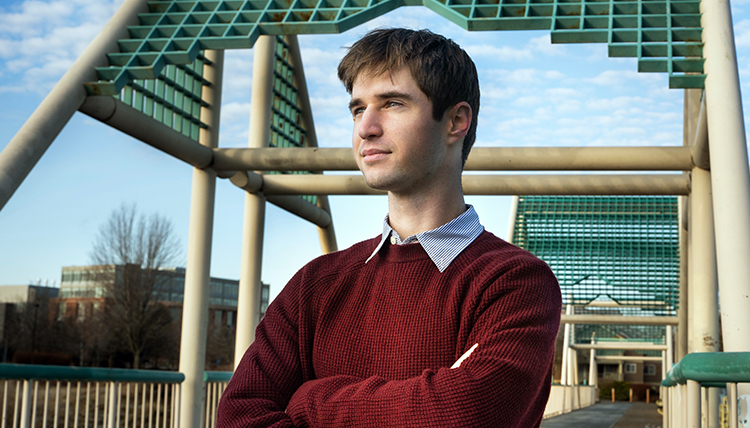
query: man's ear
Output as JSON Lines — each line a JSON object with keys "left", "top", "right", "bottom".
{"left": 447, "top": 102, "right": 472, "bottom": 146}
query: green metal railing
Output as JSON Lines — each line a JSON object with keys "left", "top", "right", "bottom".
{"left": 0, "top": 364, "right": 233, "bottom": 428}
{"left": 661, "top": 352, "right": 750, "bottom": 428}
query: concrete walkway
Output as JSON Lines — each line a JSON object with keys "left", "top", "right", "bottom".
{"left": 541, "top": 402, "right": 662, "bottom": 428}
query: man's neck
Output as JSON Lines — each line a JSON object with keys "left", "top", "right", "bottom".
{"left": 387, "top": 186, "right": 467, "bottom": 239}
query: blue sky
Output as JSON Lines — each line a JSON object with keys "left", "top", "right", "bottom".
{"left": 2, "top": 0, "right": 750, "bottom": 302}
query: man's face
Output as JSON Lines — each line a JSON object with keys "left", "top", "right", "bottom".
{"left": 349, "top": 66, "right": 452, "bottom": 195}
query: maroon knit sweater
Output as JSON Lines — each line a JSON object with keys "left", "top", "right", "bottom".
{"left": 217, "top": 230, "right": 561, "bottom": 427}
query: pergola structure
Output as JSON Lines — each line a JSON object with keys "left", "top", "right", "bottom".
{"left": 0, "top": 0, "right": 748, "bottom": 425}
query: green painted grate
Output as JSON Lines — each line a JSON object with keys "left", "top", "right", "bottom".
{"left": 266, "top": 36, "right": 318, "bottom": 205}
{"left": 119, "top": 55, "right": 211, "bottom": 140}
{"left": 84, "top": 0, "right": 705, "bottom": 96}
{"left": 512, "top": 195, "right": 679, "bottom": 344}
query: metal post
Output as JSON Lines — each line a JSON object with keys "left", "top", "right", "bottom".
{"left": 588, "top": 336, "right": 597, "bottom": 388}
{"left": 689, "top": 167, "right": 721, "bottom": 428}
{"left": 677, "top": 196, "right": 688, "bottom": 361}
{"left": 561, "top": 303, "right": 573, "bottom": 385}
{"left": 666, "top": 325, "right": 674, "bottom": 375}
{"left": 0, "top": 0, "right": 148, "bottom": 211}
{"left": 19, "top": 380, "right": 31, "bottom": 428}
{"left": 687, "top": 167, "right": 720, "bottom": 355}
{"left": 688, "top": 380, "right": 701, "bottom": 428}
{"left": 507, "top": 196, "right": 520, "bottom": 243}
{"left": 702, "top": 0, "right": 750, "bottom": 361}
{"left": 728, "top": 383, "right": 738, "bottom": 428}
{"left": 286, "top": 35, "right": 338, "bottom": 254}
{"left": 659, "top": 386, "right": 672, "bottom": 428}
{"left": 107, "top": 382, "right": 117, "bottom": 428}
{"left": 234, "top": 35, "right": 277, "bottom": 366}
{"left": 178, "top": 49, "right": 223, "bottom": 428}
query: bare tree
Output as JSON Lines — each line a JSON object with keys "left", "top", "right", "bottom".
{"left": 90, "top": 204, "right": 181, "bottom": 369}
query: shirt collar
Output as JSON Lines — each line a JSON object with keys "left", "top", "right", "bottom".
{"left": 365, "top": 205, "right": 484, "bottom": 272}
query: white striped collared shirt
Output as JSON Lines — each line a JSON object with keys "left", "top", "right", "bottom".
{"left": 365, "top": 205, "right": 484, "bottom": 272}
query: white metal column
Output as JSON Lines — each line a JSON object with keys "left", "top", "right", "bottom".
{"left": 689, "top": 167, "right": 721, "bottom": 427}
{"left": 234, "top": 35, "right": 277, "bottom": 366}
{"left": 702, "top": 0, "right": 750, "bottom": 356}
{"left": 178, "top": 49, "right": 224, "bottom": 428}
{"left": 0, "top": 0, "right": 148, "bottom": 210}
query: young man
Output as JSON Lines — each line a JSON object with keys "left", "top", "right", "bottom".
{"left": 217, "top": 28, "right": 561, "bottom": 427}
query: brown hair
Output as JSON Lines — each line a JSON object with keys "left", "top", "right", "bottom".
{"left": 338, "top": 28, "right": 480, "bottom": 166}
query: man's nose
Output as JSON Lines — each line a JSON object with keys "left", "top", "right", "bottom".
{"left": 357, "top": 108, "right": 383, "bottom": 140}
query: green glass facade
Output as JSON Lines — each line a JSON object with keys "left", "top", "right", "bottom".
{"left": 512, "top": 195, "right": 679, "bottom": 345}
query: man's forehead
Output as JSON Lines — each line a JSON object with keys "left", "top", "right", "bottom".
{"left": 351, "top": 66, "right": 418, "bottom": 95}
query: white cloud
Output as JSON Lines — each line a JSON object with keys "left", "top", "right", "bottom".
{"left": 465, "top": 44, "right": 533, "bottom": 61}
{"left": 527, "top": 34, "right": 567, "bottom": 56}
{"left": 585, "top": 96, "right": 653, "bottom": 111}
{"left": 735, "top": 19, "right": 750, "bottom": 48}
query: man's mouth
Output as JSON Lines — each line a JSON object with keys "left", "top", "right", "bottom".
{"left": 362, "top": 148, "right": 390, "bottom": 162}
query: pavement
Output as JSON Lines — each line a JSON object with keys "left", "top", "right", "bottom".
{"left": 541, "top": 402, "right": 663, "bottom": 428}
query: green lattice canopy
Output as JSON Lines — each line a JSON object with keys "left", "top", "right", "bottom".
{"left": 85, "top": 0, "right": 704, "bottom": 97}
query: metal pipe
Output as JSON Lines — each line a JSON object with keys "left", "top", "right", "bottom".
{"left": 588, "top": 336, "right": 597, "bottom": 388}
{"left": 560, "top": 314, "right": 679, "bottom": 325}
{"left": 729, "top": 382, "right": 738, "bottom": 428}
{"left": 178, "top": 49, "right": 223, "bottom": 428}
{"left": 572, "top": 343, "right": 668, "bottom": 350}
{"left": 666, "top": 325, "right": 674, "bottom": 374}
{"left": 689, "top": 167, "right": 721, "bottom": 427}
{"left": 79, "top": 96, "right": 213, "bottom": 168}
{"left": 561, "top": 303, "right": 573, "bottom": 385}
{"left": 286, "top": 34, "right": 338, "bottom": 253}
{"left": 507, "top": 196, "right": 519, "bottom": 243}
{"left": 0, "top": 0, "right": 149, "bottom": 211}
{"left": 692, "top": 97, "right": 710, "bottom": 170}
{"left": 688, "top": 168, "right": 720, "bottom": 354}
{"left": 595, "top": 355, "right": 664, "bottom": 362}
{"left": 267, "top": 195, "right": 331, "bottom": 228}
{"left": 235, "top": 35, "right": 277, "bottom": 366}
{"left": 702, "top": 0, "right": 750, "bottom": 361}
{"left": 211, "top": 146, "right": 695, "bottom": 172}
{"left": 315, "top": 196, "right": 339, "bottom": 253}
{"left": 678, "top": 195, "right": 688, "bottom": 361}
{"left": 225, "top": 171, "right": 332, "bottom": 228}
{"left": 258, "top": 174, "right": 690, "bottom": 196}
{"left": 687, "top": 380, "right": 700, "bottom": 428}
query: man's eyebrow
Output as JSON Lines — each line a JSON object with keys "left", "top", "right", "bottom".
{"left": 348, "top": 98, "right": 363, "bottom": 112}
{"left": 348, "top": 91, "right": 414, "bottom": 111}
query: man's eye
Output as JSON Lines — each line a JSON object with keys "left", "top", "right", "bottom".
{"left": 386, "top": 101, "right": 401, "bottom": 108}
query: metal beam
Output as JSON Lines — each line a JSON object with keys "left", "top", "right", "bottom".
{"left": 572, "top": 343, "right": 668, "bottom": 351}
{"left": 211, "top": 146, "right": 695, "bottom": 172}
{"left": 596, "top": 356, "right": 664, "bottom": 362}
{"left": 561, "top": 315, "right": 679, "bottom": 325}
{"left": 0, "top": 0, "right": 149, "bottom": 210}
{"left": 79, "top": 96, "right": 212, "bottom": 168}
{"left": 257, "top": 174, "right": 690, "bottom": 196}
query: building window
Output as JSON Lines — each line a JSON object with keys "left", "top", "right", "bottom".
{"left": 215, "top": 310, "right": 223, "bottom": 328}
{"left": 77, "top": 302, "right": 86, "bottom": 323}
{"left": 227, "top": 311, "right": 234, "bottom": 327}
{"left": 57, "top": 301, "right": 66, "bottom": 321}
{"left": 625, "top": 363, "right": 637, "bottom": 374}
{"left": 645, "top": 364, "right": 656, "bottom": 375}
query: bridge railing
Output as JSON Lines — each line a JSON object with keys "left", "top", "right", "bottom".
{"left": 204, "top": 371, "right": 231, "bottom": 428}
{"left": 661, "top": 352, "right": 750, "bottom": 428}
{"left": 0, "top": 364, "right": 234, "bottom": 428}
